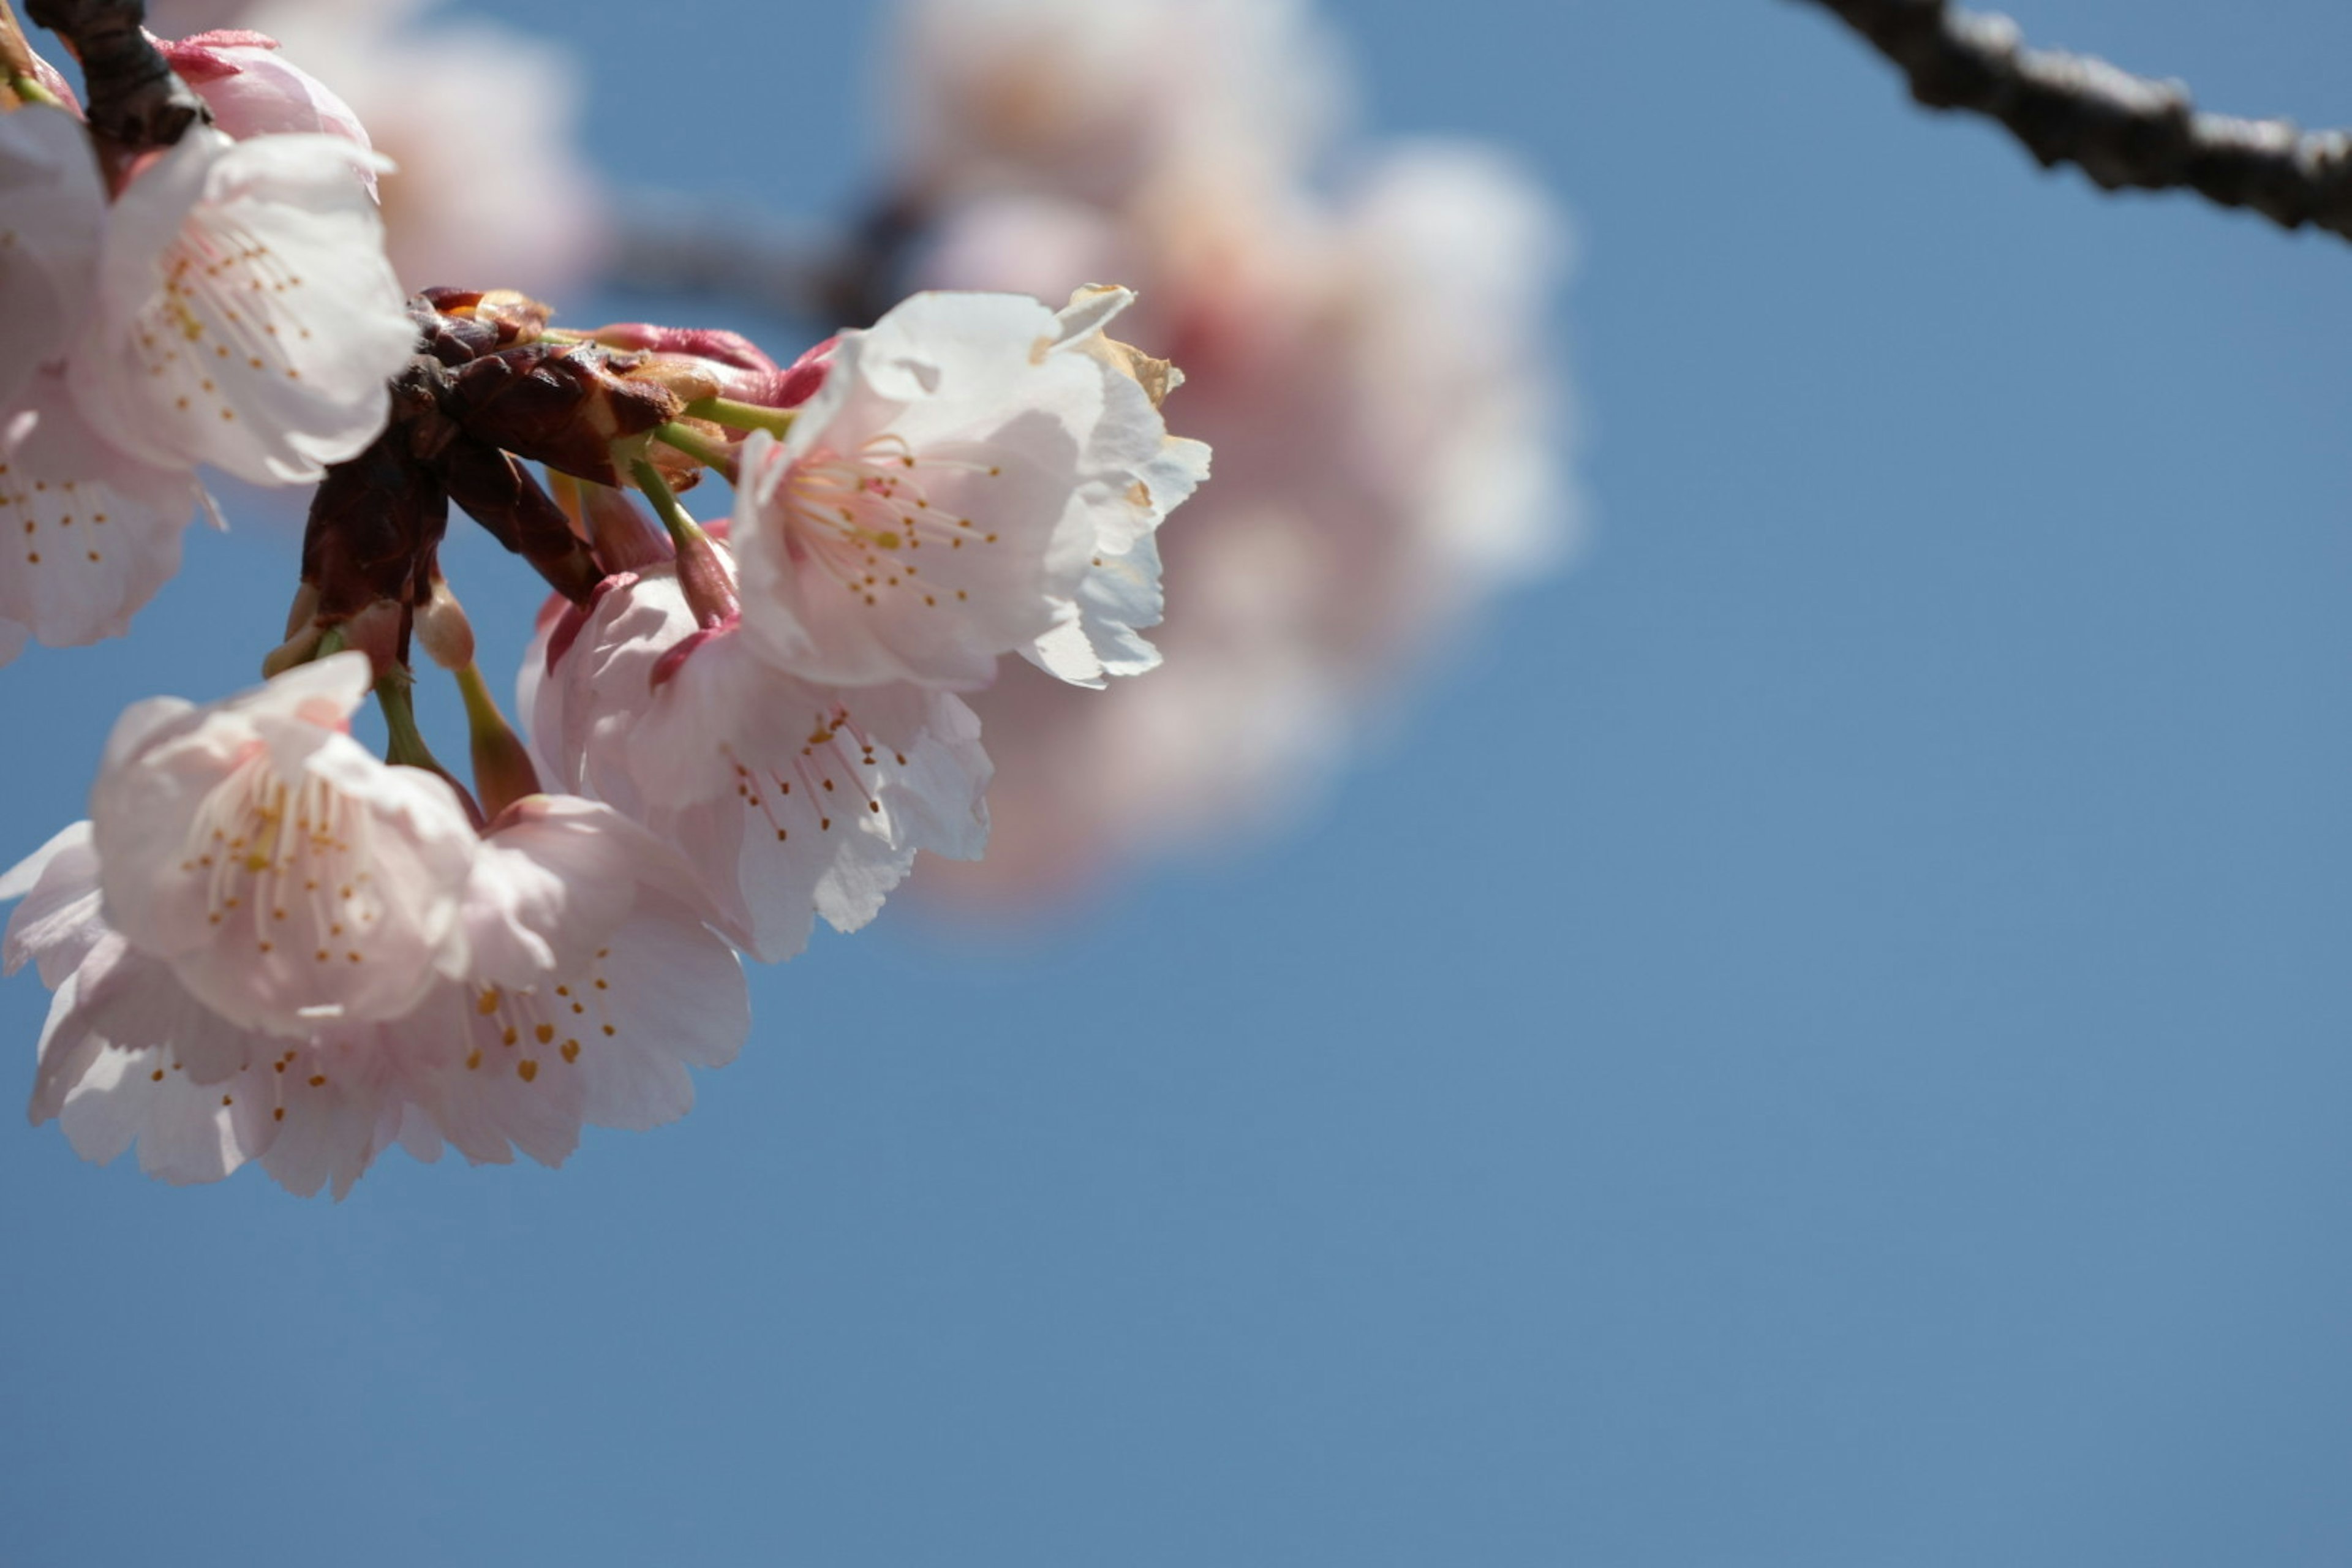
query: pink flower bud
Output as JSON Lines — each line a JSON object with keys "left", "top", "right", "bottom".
{"left": 156, "top": 31, "right": 377, "bottom": 195}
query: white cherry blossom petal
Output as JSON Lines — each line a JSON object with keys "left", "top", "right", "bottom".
{"left": 1025, "top": 526, "right": 1165, "bottom": 685}
{"left": 461, "top": 794, "right": 692, "bottom": 987}
{"left": 341, "top": 887, "right": 745, "bottom": 1172}
{"left": 570, "top": 892, "right": 748, "bottom": 1129}
{"left": 35, "top": 945, "right": 404, "bottom": 1196}
{"left": 0, "top": 105, "right": 105, "bottom": 413}
{"left": 0, "top": 369, "right": 202, "bottom": 660}
{"left": 2, "top": 821, "right": 104, "bottom": 986}
{"left": 31, "top": 941, "right": 283, "bottom": 1183}
{"left": 529, "top": 564, "right": 992, "bottom": 962}
{"left": 69, "top": 127, "right": 413, "bottom": 486}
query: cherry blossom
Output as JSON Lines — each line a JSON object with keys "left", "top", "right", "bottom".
{"left": 67, "top": 124, "right": 414, "bottom": 486}
{"left": 2, "top": 794, "right": 745, "bottom": 1196}
{"left": 86, "top": 652, "right": 481, "bottom": 1035}
{"left": 159, "top": 29, "right": 375, "bottom": 168}
{"left": 729, "top": 287, "right": 1208, "bottom": 692}
{"left": 526, "top": 559, "right": 991, "bottom": 963}
{"left": 0, "top": 96, "right": 409, "bottom": 660}
{"left": 0, "top": 0, "right": 1245, "bottom": 1199}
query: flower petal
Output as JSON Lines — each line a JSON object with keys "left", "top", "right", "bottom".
{"left": 70, "top": 129, "right": 413, "bottom": 485}
{"left": 0, "top": 369, "right": 201, "bottom": 657}
{"left": 0, "top": 106, "right": 104, "bottom": 412}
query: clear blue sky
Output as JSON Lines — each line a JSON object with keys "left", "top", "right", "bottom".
{"left": 7, "top": 1, "right": 2352, "bottom": 1564}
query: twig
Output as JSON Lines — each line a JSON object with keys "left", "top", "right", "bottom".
{"left": 22, "top": 0, "right": 206, "bottom": 150}
{"left": 601, "top": 184, "right": 917, "bottom": 330}
{"left": 1793, "top": 0, "right": 2352, "bottom": 242}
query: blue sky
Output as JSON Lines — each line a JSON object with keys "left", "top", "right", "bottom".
{"left": 7, "top": 1, "right": 2352, "bottom": 1564}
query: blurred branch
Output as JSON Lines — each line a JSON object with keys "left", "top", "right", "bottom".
{"left": 603, "top": 186, "right": 918, "bottom": 330}
{"left": 1793, "top": 0, "right": 2352, "bottom": 243}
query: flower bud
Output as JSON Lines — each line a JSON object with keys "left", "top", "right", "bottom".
{"left": 446, "top": 341, "right": 682, "bottom": 487}
{"left": 671, "top": 518, "right": 741, "bottom": 633}
{"left": 337, "top": 597, "right": 407, "bottom": 677}
{"left": 587, "top": 323, "right": 777, "bottom": 374}
{"left": 415, "top": 576, "right": 475, "bottom": 671}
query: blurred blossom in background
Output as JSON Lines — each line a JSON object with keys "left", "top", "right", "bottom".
{"left": 148, "top": 0, "right": 606, "bottom": 297}
{"left": 878, "top": 0, "right": 1577, "bottom": 902}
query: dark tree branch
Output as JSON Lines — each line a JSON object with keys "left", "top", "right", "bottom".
{"left": 22, "top": 0, "right": 206, "bottom": 150}
{"left": 601, "top": 185, "right": 914, "bottom": 331}
{"left": 1795, "top": 0, "right": 2352, "bottom": 242}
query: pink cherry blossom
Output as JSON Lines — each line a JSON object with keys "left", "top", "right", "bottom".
{"left": 2, "top": 791, "right": 747, "bottom": 1196}
{"left": 86, "top": 652, "right": 481, "bottom": 1035}
{"left": 526, "top": 560, "right": 991, "bottom": 963}
{"left": 67, "top": 125, "right": 415, "bottom": 486}
{"left": 0, "top": 104, "right": 409, "bottom": 658}
{"left": 729, "top": 287, "right": 1207, "bottom": 692}
{"left": 160, "top": 30, "right": 379, "bottom": 194}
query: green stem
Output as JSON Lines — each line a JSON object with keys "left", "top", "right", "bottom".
{"left": 315, "top": 624, "right": 348, "bottom": 660}
{"left": 628, "top": 456, "right": 741, "bottom": 628}
{"left": 628, "top": 456, "right": 709, "bottom": 551}
{"left": 374, "top": 668, "right": 443, "bottom": 772}
{"left": 455, "top": 663, "right": 541, "bottom": 820}
{"left": 454, "top": 665, "right": 492, "bottom": 725}
{"left": 654, "top": 420, "right": 739, "bottom": 483}
{"left": 682, "top": 396, "right": 796, "bottom": 439}
{"left": 7, "top": 70, "right": 59, "bottom": 107}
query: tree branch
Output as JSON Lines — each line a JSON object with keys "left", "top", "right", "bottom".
{"left": 1793, "top": 0, "right": 2352, "bottom": 242}
{"left": 602, "top": 185, "right": 914, "bottom": 330}
{"left": 23, "top": 0, "right": 206, "bottom": 151}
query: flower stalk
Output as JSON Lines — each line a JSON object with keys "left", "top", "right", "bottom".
{"left": 683, "top": 396, "right": 796, "bottom": 439}
{"left": 455, "top": 662, "right": 540, "bottom": 820}
{"left": 375, "top": 663, "right": 483, "bottom": 827}
{"left": 654, "top": 419, "right": 739, "bottom": 483}
{"left": 629, "top": 454, "right": 737, "bottom": 630}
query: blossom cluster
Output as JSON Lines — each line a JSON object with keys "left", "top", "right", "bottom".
{"left": 0, "top": 7, "right": 1205, "bottom": 1193}
{"left": 877, "top": 0, "right": 1575, "bottom": 901}
{"left": 0, "top": 72, "right": 410, "bottom": 661}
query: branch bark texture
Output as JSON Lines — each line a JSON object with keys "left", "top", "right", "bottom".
{"left": 23, "top": 0, "right": 206, "bottom": 150}
{"left": 1796, "top": 0, "right": 2352, "bottom": 243}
